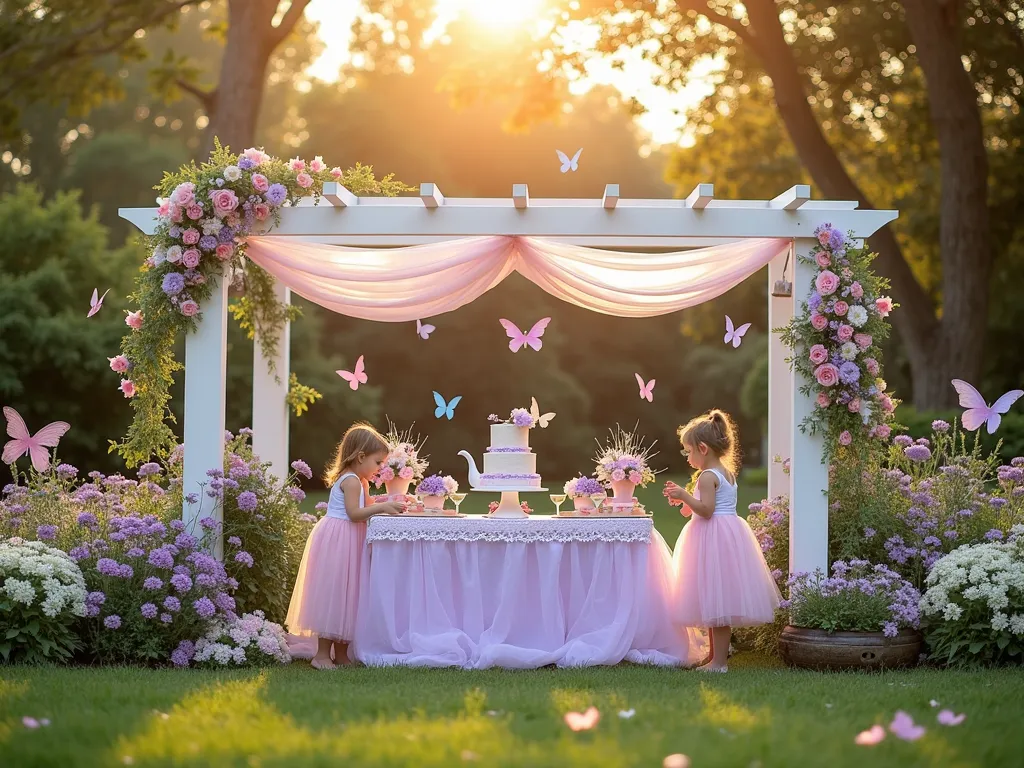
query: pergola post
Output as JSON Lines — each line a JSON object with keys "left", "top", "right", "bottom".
{"left": 767, "top": 246, "right": 794, "bottom": 501}
{"left": 788, "top": 237, "right": 829, "bottom": 575}
{"left": 182, "top": 265, "right": 229, "bottom": 559}
{"left": 252, "top": 280, "right": 291, "bottom": 481}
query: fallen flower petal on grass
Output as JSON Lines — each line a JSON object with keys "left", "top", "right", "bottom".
{"left": 889, "top": 710, "right": 926, "bottom": 741}
{"left": 937, "top": 710, "right": 966, "bottom": 726}
{"left": 663, "top": 755, "right": 691, "bottom": 768}
{"left": 618, "top": 709, "right": 636, "bottom": 719}
{"left": 855, "top": 725, "right": 886, "bottom": 746}
{"left": 564, "top": 706, "right": 600, "bottom": 731}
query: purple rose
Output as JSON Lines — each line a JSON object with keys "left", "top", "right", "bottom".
{"left": 199, "top": 235, "right": 218, "bottom": 252}
{"left": 265, "top": 184, "right": 287, "bottom": 206}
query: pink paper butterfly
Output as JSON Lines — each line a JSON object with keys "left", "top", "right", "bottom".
{"left": 854, "top": 724, "right": 886, "bottom": 746}
{"left": 2, "top": 406, "right": 71, "bottom": 472}
{"left": 336, "top": 355, "right": 367, "bottom": 391}
{"left": 888, "top": 710, "right": 926, "bottom": 742}
{"left": 951, "top": 379, "right": 1023, "bottom": 434}
{"left": 563, "top": 706, "right": 600, "bottom": 731}
{"left": 87, "top": 288, "right": 110, "bottom": 318}
{"left": 635, "top": 373, "right": 655, "bottom": 402}
{"left": 499, "top": 317, "right": 551, "bottom": 352}
{"left": 937, "top": 709, "right": 966, "bottom": 726}
{"left": 724, "top": 316, "right": 751, "bottom": 348}
{"left": 416, "top": 319, "right": 435, "bottom": 340}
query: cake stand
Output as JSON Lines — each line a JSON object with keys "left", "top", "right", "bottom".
{"left": 469, "top": 486, "right": 549, "bottom": 519}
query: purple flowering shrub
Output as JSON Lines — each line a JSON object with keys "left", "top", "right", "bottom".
{"left": 167, "top": 430, "right": 316, "bottom": 623}
{"left": 786, "top": 560, "right": 922, "bottom": 636}
{"left": 734, "top": 496, "right": 791, "bottom": 656}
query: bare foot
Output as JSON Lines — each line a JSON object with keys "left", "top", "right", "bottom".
{"left": 310, "top": 656, "right": 336, "bottom": 671}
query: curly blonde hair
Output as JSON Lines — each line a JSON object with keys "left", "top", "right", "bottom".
{"left": 324, "top": 423, "right": 389, "bottom": 486}
{"left": 677, "top": 409, "right": 741, "bottom": 477}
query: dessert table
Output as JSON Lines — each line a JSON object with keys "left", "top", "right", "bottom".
{"left": 351, "top": 515, "right": 705, "bottom": 669}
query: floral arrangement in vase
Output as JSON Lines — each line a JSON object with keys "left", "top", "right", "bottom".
{"left": 778, "top": 223, "right": 898, "bottom": 458}
{"left": 372, "top": 422, "right": 429, "bottom": 496}
{"left": 415, "top": 474, "right": 459, "bottom": 509}
{"left": 564, "top": 476, "right": 605, "bottom": 510}
{"left": 594, "top": 425, "right": 659, "bottom": 501}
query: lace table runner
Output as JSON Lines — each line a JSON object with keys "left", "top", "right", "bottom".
{"left": 366, "top": 514, "right": 653, "bottom": 545}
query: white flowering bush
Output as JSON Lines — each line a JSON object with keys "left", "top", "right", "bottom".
{"left": 920, "top": 525, "right": 1024, "bottom": 665}
{"left": 0, "top": 537, "right": 87, "bottom": 663}
{"left": 189, "top": 610, "right": 291, "bottom": 668}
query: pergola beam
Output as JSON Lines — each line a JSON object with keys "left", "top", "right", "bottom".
{"left": 322, "top": 182, "right": 357, "bottom": 207}
{"left": 686, "top": 183, "right": 714, "bottom": 209}
{"left": 513, "top": 184, "right": 529, "bottom": 209}
{"left": 602, "top": 184, "right": 619, "bottom": 209}
{"left": 420, "top": 183, "right": 445, "bottom": 208}
{"left": 771, "top": 185, "right": 811, "bottom": 210}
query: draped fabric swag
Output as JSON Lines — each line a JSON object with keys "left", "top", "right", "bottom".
{"left": 244, "top": 235, "right": 792, "bottom": 321}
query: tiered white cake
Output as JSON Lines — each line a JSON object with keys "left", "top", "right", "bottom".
{"left": 478, "top": 424, "right": 542, "bottom": 488}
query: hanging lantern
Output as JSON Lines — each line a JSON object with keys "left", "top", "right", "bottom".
{"left": 771, "top": 250, "right": 793, "bottom": 297}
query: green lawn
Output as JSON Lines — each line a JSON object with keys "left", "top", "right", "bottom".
{"left": 3, "top": 658, "right": 1022, "bottom": 767}
{"left": 301, "top": 468, "right": 768, "bottom": 544}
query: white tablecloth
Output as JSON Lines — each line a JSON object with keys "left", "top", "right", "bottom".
{"left": 350, "top": 515, "right": 704, "bottom": 669}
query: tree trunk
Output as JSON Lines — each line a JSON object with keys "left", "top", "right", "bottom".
{"left": 742, "top": 0, "right": 988, "bottom": 407}
{"left": 201, "top": 0, "right": 280, "bottom": 156}
{"left": 900, "top": 0, "right": 991, "bottom": 407}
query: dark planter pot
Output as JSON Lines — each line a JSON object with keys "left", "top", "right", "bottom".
{"left": 778, "top": 626, "right": 922, "bottom": 671}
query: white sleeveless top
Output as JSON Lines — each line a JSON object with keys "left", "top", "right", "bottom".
{"left": 326, "top": 472, "right": 365, "bottom": 521}
{"left": 697, "top": 468, "right": 738, "bottom": 516}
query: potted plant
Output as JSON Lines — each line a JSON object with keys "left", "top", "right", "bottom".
{"left": 594, "top": 424, "right": 659, "bottom": 502}
{"left": 778, "top": 559, "right": 923, "bottom": 670}
{"left": 415, "top": 474, "right": 458, "bottom": 511}
{"left": 564, "top": 476, "right": 605, "bottom": 512}
{"left": 373, "top": 423, "right": 428, "bottom": 498}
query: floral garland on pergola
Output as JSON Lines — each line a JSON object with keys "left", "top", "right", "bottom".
{"left": 110, "top": 141, "right": 409, "bottom": 466}
{"left": 779, "top": 223, "right": 899, "bottom": 461}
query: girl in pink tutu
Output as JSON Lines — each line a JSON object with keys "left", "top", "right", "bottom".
{"left": 664, "top": 409, "right": 781, "bottom": 672}
{"left": 286, "top": 423, "right": 407, "bottom": 670}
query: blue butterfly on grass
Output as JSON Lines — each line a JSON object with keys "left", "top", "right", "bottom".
{"left": 433, "top": 391, "right": 462, "bottom": 420}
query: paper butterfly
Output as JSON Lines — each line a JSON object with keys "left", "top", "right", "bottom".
{"left": 854, "top": 724, "right": 886, "bottom": 746}
{"left": 635, "top": 373, "right": 655, "bottom": 402}
{"left": 724, "top": 315, "right": 751, "bottom": 348}
{"left": 416, "top": 319, "right": 435, "bottom": 340}
{"left": 87, "top": 288, "right": 110, "bottom": 318}
{"left": 499, "top": 317, "right": 551, "bottom": 353}
{"left": 951, "top": 379, "right": 1023, "bottom": 434}
{"left": 888, "top": 710, "right": 925, "bottom": 742}
{"left": 556, "top": 148, "right": 582, "bottom": 173}
{"left": 433, "top": 391, "right": 462, "bottom": 420}
{"left": 336, "top": 355, "right": 367, "bottom": 391}
{"left": 529, "top": 397, "right": 556, "bottom": 428}
{"left": 2, "top": 406, "right": 71, "bottom": 472}
{"left": 563, "top": 706, "right": 600, "bottom": 731}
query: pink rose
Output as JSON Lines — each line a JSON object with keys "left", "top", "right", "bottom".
{"left": 170, "top": 205, "right": 183, "bottom": 223}
{"left": 251, "top": 173, "right": 269, "bottom": 193}
{"left": 119, "top": 379, "right": 136, "bottom": 398}
{"left": 170, "top": 182, "right": 194, "bottom": 207}
{"left": 836, "top": 324, "right": 853, "bottom": 342}
{"left": 833, "top": 300, "right": 849, "bottom": 316}
{"left": 810, "top": 314, "right": 828, "bottom": 331}
{"left": 628, "top": 470, "right": 642, "bottom": 484}
{"left": 880, "top": 394, "right": 894, "bottom": 413}
{"left": 215, "top": 243, "right": 234, "bottom": 261}
{"left": 809, "top": 344, "right": 829, "bottom": 365}
{"left": 289, "top": 157, "right": 306, "bottom": 172}
{"left": 815, "top": 252, "right": 831, "bottom": 268}
{"left": 166, "top": 246, "right": 182, "bottom": 264}
{"left": 209, "top": 188, "right": 239, "bottom": 217}
{"left": 817, "top": 229, "right": 832, "bottom": 246}
{"left": 182, "top": 228, "right": 200, "bottom": 245}
{"left": 865, "top": 358, "right": 880, "bottom": 376}
{"left": 874, "top": 424, "right": 892, "bottom": 439}
{"left": 125, "top": 310, "right": 143, "bottom": 330}
{"left": 330, "top": 167, "right": 343, "bottom": 179}
{"left": 815, "top": 270, "right": 840, "bottom": 296}
{"left": 875, "top": 296, "right": 893, "bottom": 317}
{"left": 611, "top": 468, "right": 626, "bottom": 482}
{"left": 182, "top": 249, "right": 201, "bottom": 269}
{"left": 296, "top": 172, "right": 313, "bottom": 189}
{"left": 814, "top": 363, "right": 840, "bottom": 388}
{"left": 850, "top": 281, "right": 864, "bottom": 298}
{"left": 854, "top": 333, "right": 872, "bottom": 349}
{"left": 186, "top": 203, "right": 204, "bottom": 220}
{"left": 848, "top": 398, "right": 861, "bottom": 413}
{"left": 309, "top": 156, "right": 325, "bottom": 173}
{"left": 108, "top": 355, "right": 130, "bottom": 373}
{"left": 816, "top": 392, "right": 831, "bottom": 408}
{"left": 839, "top": 430, "right": 852, "bottom": 446}
{"left": 398, "top": 466, "right": 414, "bottom": 480}
{"left": 242, "top": 148, "right": 267, "bottom": 166}
{"left": 157, "top": 199, "right": 171, "bottom": 218}
{"left": 180, "top": 300, "right": 199, "bottom": 317}
{"left": 253, "top": 203, "right": 270, "bottom": 220}
{"left": 378, "top": 466, "right": 395, "bottom": 482}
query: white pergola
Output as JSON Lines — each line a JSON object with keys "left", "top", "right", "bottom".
{"left": 121, "top": 182, "right": 897, "bottom": 572}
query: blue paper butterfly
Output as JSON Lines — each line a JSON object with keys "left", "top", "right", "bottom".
{"left": 433, "top": 391, "right": 462, "bottom": 420}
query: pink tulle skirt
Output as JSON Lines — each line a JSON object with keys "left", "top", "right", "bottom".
{"left": 285, "top": 516, "right": 366, "bottom": 642}
{"left": 672, "top": 514, "right": 782, "bottom": 628}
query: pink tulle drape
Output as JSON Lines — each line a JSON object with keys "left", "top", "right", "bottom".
{"left": 244, "top": 236, "right": 790, "bottom": 321}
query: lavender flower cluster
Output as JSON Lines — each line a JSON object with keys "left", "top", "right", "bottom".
{"left": 564, "top": 476, "right": 604, "bottom": 497}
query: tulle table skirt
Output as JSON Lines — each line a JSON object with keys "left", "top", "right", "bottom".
{"left": 349, "top": 529, "right": 704, "bottom": 669}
